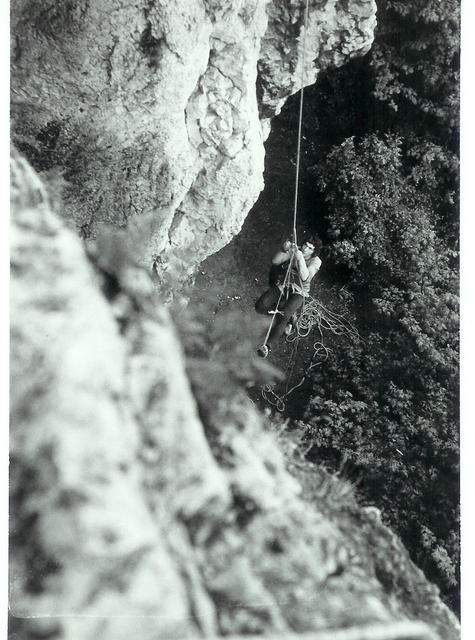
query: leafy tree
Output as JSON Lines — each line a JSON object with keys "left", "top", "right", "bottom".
{"left": 370, "top": 0, "right": 460, "bottom": 140}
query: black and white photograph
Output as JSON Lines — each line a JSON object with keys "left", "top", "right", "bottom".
{"left": 8, "top": 1, "right": 463, "bottom": 639}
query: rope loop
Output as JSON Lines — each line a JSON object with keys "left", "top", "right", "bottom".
{"left": 261, "top": 295, "right": 360, "bottom": 412}
{"left": 261, "top": 384, "right": 286, "bottom": 412}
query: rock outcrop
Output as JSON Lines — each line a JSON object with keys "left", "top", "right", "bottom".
{"left": 11, "top": 0, "right": 376, "bottom": 277}
{"left": 9, "top": 151, "right": 460, "bottom": 640}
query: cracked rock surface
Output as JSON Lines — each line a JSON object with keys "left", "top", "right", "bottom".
{"left": 11, "top": 0, "right": 376, "bottom": 277}
{"left": 9, "top": 151, "right": 460, "bottom": 640}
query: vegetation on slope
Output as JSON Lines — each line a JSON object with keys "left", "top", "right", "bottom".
{"left": 171, "top": 301, "right": 459, "bottom": 639}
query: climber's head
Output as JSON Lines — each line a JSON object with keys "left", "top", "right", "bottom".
{"left": 301, "top": 237, "right": 322, "bottom": 259}
{"left": 301, "top": 240, "right": 316, "bottom": 259}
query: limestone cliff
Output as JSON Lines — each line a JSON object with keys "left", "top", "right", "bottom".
{"left": 11, "top": 0, "right": 376, "bottom": 278}
{"left": 9, "top": 150, "right": 460, "bottom": 640}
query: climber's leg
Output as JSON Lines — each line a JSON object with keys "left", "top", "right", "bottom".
{"left": 266, "top": 293, "right": 304, "bottom": 349}
{"left": 255, "top": 286, "right": 284, "bottom": 358}
{"left": 254, "top": 286, "right": 281, "bottom": 315}
{"left": 284, "top": 312, "right": 297, "bottom": 336}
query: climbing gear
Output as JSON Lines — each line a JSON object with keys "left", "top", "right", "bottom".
{"left": 261, "top": 0, "right": 311, "bottom": 347}
{"left": 288, "top": 296, "right": 359, "bottom": 341}
{"left": 292, "top": 0, "right": 311, "bottom": 244}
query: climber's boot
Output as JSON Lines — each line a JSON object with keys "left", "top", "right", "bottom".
{"left": 257, "top": 344, "right": 270, "bottom": 358}
{"left": 284, "top": 313, "right": 298, "bottom": 336}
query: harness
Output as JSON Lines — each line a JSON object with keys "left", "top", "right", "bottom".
{"left": 269, "top": 259, "right": 304, "bottom": 294}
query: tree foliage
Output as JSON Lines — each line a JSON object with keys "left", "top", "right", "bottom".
{"left": 370, "top": 0, "right": 459, "bottom": 138}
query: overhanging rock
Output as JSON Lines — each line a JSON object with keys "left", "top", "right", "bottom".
{"left": 11, "top": 0, "right": 376, "bottom": 277}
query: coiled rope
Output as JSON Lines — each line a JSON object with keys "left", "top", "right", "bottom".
{"left": 290, "top": 297, "right": 360, "bottom": 341}
{"left": 261, "top": 295, "right": 360, "bottom": 412}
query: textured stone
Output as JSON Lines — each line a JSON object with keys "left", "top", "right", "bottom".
{"left": 9, "top": 153, "right": 460, "bottom": 639}
{"left": 11, "top": 0, "right": 376, "bottom": 279}
{"left": 258, "top": 0, "right": 377, "bottom": 119}
{"left": 9, "top": 149, "right": 222, "bottom": 639}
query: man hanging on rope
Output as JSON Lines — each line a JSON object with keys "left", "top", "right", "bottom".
{"left": 255, "top": 237, "right": 322, "bottom": 358}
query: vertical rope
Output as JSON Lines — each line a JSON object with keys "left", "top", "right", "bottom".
{"left": 292, "top": 0, "right": 310, "bottom": 245}
{"left": 260, "top": 0, "right": 311, "bottom": 349}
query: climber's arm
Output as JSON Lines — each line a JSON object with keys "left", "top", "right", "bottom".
{"left": 271, "top": 239, "right": 295, "bottom": 265}
{"left": 271, "top": 249, "right": 291, "bottom": 265}
{"left": 292, "top": 250, "right": 308, "bottom": 281}
{"left": 271, "top": 251, "right": 290, "bottom": 265}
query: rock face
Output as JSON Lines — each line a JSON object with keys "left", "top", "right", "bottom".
{"left": 258, "top": 0, "right": 377, "bottom": 119}
{"left": 11, "top": 0, "right": 376, "bottom": 277}
{"left": 9, "top": 151, "right": 460, "bottom": 640}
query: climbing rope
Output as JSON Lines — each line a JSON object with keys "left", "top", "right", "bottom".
{"left": 262, "top": 256, "right": 296, "bottom": 347}
{"left": 261, "top": 337, "right": 326, "bottom": 412}
{"left": 260, "top": 0, "right": 359, "bottom": 412}
{"left": 262, "top": 0, "right": 311, "bottom": 345}
{"left": 292, "top": 0, "right": 311, "bottom": 243}
{"left": 289, "top": 296, "right": 360, "bottom": 341}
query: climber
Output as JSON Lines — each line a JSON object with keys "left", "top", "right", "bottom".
{"left": 255, "top": 237, "right": 322, "bottom": 358}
